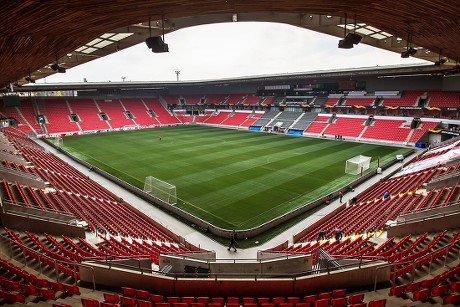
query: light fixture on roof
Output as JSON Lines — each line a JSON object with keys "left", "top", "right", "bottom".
{"left": 401, "top": 47, "right": 417, "bottom": 58}
{"left": 435, "top": 52, "right": 447, "bottom": 66}
{"left": 401, "top": 32, "right": 417, "bottom": 58}
{"left": 145, "top": 17, "right": 169, "bottom": 53}
{"left": 25, "top": 70, "right": 35, "bottom": 83}
{"left": 50, "top": 63, "right": 66, "bottom": 73}
{"left": 434, "top": 58, "right": 446, "bottom": 65}
{"left": 338, "top": 14, "right": 362, "bottom": 49}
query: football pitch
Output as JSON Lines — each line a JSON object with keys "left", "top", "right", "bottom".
{"left": 60, "top": 125, "right": 409, "bottom": 230}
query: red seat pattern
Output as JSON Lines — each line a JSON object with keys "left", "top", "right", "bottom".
{"left": 361, "top": 119, "right": 410, "bottom": 142}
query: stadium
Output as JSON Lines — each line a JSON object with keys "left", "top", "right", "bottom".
{"left": 0, "top": 1, "right": 460, "bottom": 307}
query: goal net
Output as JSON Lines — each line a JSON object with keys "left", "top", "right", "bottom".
{"left": 53, "top": 136, "right": 63, "bottom": 147}
{"left": 345, "top": 155, "right": 371, "bottom": 175}
{"left": 144, "top": 176, "right": 177, "bottom": 205}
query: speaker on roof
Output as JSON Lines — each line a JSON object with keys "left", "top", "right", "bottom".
{"left": 145, "top": 37, "right": 169, "bottom": 53}
{"left": 338, "top": 33, "right": 362, "bottom": 49}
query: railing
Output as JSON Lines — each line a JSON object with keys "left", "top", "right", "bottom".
{"left": 90, "top": 250, "right": 386, "bottom": 281}
{"left": 1, "top": 199, "right": 79, "bottom": 226}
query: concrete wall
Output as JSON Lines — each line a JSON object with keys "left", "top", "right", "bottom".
{"left": 80, "top": 261, "right": 389, "bottom": 297}
{"left": 159, "top": 254, "right": 313, "bottom": 275}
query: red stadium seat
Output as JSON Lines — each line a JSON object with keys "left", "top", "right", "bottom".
{"left": 303, "top": 295, "right": 317, "bottom": 303}
{"left": 137, "top": 290, "right": 151, "bottom": 300}
{"left": 286, "top": 297, "right": 300, "bottom": 305}
{"left": 39, "top": 288, "right": 56, "bottom": 301}
{"left": 138, "top": 301, "right": 154, "bottom": 307}
{"left": 317, "top": 293, "right": 331, "bottom": 300}
{"left": 103, "top": 293, "right": 120, "bottom": 304}
{"left": 81, "top": 297, "right": 101, "bottom": 307}
{"left": 413, "top": 289, "right": 430, "bottom": 302}
{"left": 367, "top": 299, "right": 386, "bottom": 307}
{"left": 389, "top": 285, "right": 405, "bottom": 297}
{"left": 258, "top": 297, "right": 271, "bottom": 305}
{"left": 431, "top": 284, "right": 449, "bottom": 297}
{"left": 313, "top": 299, "right": 329, "bottom": 307}
{"left": 122, "top": 287, "right": 137, "bottom": 298}
{"left": 332, "top": 289, "right": 346, "bottom": 298}
{"left": 227, "top": 297, "right": 239, "bottom": 304}
{"left": 272, "top": 297, "right": 285, "bottom": 306}
{"left": 212, "top": 297, "right": 225, "bottom": 305}
{"left": 121, "top": 296, "right": 138, "bottom": 307}
{"left": 152, "top": 294, "right": 165, "bottom": 303}
{"left": 330, "top": 297, "right": 347, "bottom": 307}
{"left": 167, "top": 297, "right": 181, "bottom": 304}
{"left": 242, "top": 297, "right": 255, "bottom": 305}
{"left": 63, "top": 284, "right": 80, "bottom": 296}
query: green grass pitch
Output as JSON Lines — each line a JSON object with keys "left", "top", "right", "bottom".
{"left": 60, "top": 125, "right": 409, "bottom": 230}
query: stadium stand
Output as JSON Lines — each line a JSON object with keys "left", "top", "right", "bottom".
{"left": 96, "top": 99, "right": 136, "bottom": 129}
{"left": 343, "top": 97, "right": 375, "bottom": 106}
{"left": 204, "top": 110, "right": 232, "bottom": 124}
{"left": 289, "top": 112, "right": 318, "bottom": 132}
{"left": 427, "top": 91, "right": 460, "bottom": 108}
{"left": 220, "top": 111, "right": 253, "bottom": 127}
{"left": 322, "top": 117, "right": 366, "bottom": 138}
{"left": 382, "top": 91, "right": 426, "bottom": 107}
{"left": 360, "top": 119, "right": 411, "bottom": 143}
{"left": 39, "top": 99, "right": 80, "bottom": 134}
{"left": 119, "top": 98, "right": 160, "bottom": 127}
{"left": 304, "top": 115, "right": 330, "bottom": 134}
{"left": 143, "top": 98, "right": 181, "bottom": 125}
{"left": 67, "top": 99, "right": 111, "bottom": 131}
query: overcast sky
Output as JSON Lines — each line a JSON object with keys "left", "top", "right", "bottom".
{"left": 40, "top": 22, "right": 428, "bottom": 83}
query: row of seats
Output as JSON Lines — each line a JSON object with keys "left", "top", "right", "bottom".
{"left": 79, "top": 287, "right": 388, "bottom": 307}
{"left": 390, "top": 263, "right": 460, "bottom": 304}
{"left": 0, "top": 257, "right": 79, "bottom": 305}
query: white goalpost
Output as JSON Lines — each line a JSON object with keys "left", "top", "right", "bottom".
{"left": 345, "top": 155, "right": 371, "bottom": 175}
{"left": 53, "top": 136, "right": 63, "bottom": 147}
{"left": 144, "top": 176, "right": 177, "bottom": 205}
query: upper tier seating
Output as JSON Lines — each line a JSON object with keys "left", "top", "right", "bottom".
{"left": 343, "top": 97, "right": 375, "bottom": 106}
{"left": 382, "top": 91, "right": 425, "bottom": 107}
{"left": 204, "top": 94, "right": 228, "bottom": 105}
{"left": 427, "top": 91, "right": 460, "bottom": 107}
{"left": 241, "top": 95, "right": 260, "bottom": 105}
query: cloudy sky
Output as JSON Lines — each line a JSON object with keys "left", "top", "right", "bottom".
{"left": 41, "top": 22, "right": 428, "bottom": 83}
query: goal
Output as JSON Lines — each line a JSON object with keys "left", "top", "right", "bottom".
{"left": 143, "top": 176, "right": 177, "bottom": 205}
{"left": 345, "top": 155, "right": 371, "bottom": 175}
{"left": 53, "top": 136, "right": 63, "bottom": 147}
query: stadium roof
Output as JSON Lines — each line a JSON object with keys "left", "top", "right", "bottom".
{"left": 2, "top": 1, "right": 460, "bottom": 87}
